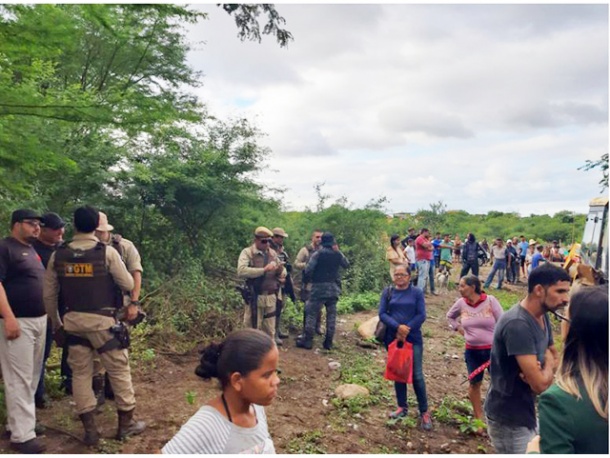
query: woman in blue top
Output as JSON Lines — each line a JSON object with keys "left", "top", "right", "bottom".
{"left": 378, "top": 264, "right": 432, "bottom": 431}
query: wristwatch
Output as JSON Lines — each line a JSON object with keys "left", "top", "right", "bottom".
{"left": 130, "top": 300, "right": 141, "bottom": 306}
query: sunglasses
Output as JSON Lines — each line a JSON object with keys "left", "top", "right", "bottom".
{"left": 257, "top": 238, "right": 271, "bottom": 244}
{"left": 21, "top": 220, "right": 41, "bottom": 227}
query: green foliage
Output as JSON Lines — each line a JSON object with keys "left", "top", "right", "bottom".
{"left": 44, "top": 368, "right": 67, "bottom": 400}
{"left": 185, "top": 390, "right": 197, "bottom": 406}
{"left": 579, "top": 152, "right": 608, "bottom": 191}
{"left": 0, "top": 385, "right": 5, "bottom": 427}
{"left": 386, "top": 414, "right": 418, "bottom": 428}
{"left": 337, "top": 291, "right": 380, "bottom": 315}
{"left": 331, "top": 395, "right": 372, "bottom": 415}
{"left": 432, "top": 396, "right": 484, "bottom": 435}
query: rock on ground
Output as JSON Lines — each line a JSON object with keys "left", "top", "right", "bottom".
{"left": 357, "top": 316, "right": 379, "bottom": 340}
{"left": 334, "top": 383, "right": 370, "bottom": 399}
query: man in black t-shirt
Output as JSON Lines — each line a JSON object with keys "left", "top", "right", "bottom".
{"left": 484, "top": 263, "right": 570, "bottom": 454}
{"left": 32, "top": 212, "right": 66, "bottom": 406}
{"left": 0, "top": 209, "right": 47, "bottom": 454}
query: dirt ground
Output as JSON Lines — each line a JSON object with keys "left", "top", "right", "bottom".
{"left": 0, "top": 265, "right": 534, "bottom": 454}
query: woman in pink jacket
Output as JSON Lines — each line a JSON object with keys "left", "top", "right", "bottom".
{"left": 446, "top": 275, "right": 503, "bottom": 423}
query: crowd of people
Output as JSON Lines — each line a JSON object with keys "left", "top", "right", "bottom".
{"left": 379, "top": 227, "right": 607, "bottom": 454}
{"left": 0, "top": 211, "right": 606, "bottom": 454}
{"left": 0, "top": 207, "right": 146, "bottom": 453}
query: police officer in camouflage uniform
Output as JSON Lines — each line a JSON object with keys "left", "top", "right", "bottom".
{"left": 44, "top": 206, "right": 146, "bottom": 446}
{"left": 296, "top": 232, "right": 349, "bottom": 350}
{"left": 237, "top": 227, "right": 286, "bottom": 343}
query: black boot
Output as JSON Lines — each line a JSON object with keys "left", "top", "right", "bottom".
{"left": 116, "top": 409, "right": 146, "bottom": 441}
{"left": 295, "top": 338, "right": 313, "bottom": 350}
{"left": 323, "top": 336, "right": 333, "bottom": 351}
{"left": 92, "top": 375, "right": 105, "bottom": 408}
{"left": 104, "top": 372, "right": 115, "bottom": 400}
{"left": 79, "top": 410, "right": 100, "bottom": 446}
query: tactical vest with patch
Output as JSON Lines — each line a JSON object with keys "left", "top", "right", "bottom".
{"left": 54, "top": 242, "right": 121, "bottom": 313}
{"left": 248, "top": 246, "right": 280, "bottom": 294}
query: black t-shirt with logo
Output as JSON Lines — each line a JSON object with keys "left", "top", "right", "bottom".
{"left": 0, "top": 237, "right": 46, "bottom": 318}
{"left": 484, "top": 303, "right": 553, "bottom": 429}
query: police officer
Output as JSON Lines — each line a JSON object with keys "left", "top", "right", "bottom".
{"left": 296, "top": 232, "right": 349, "bottom": 350}
{"left": 294, "top": 230, "right": 324, "bottom": 335}
{"left": 237, "top": 227, "right": 286, "bottom": 342}
{"left": 270, "top": 227, "right": 295, "bottom": 344}
{"left": 93, "top": 211, "right": 143, "bottom": 404}
{"left": 44, "top": 206, "right": 146, "bottom": 446}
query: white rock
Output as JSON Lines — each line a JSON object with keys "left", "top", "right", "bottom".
{"left": 357, "top": 316, "right": 379, "bottom": 340}
{"left": 407, "top": 442, "right": 413, "bottom": 449}
{"left": 334, "top": 383, "right": 370, "bottom": 399}
{"left": 322, "top": 399, "right": 329, "bottom": 407}
{"left": 328, "top": 361, "right": 341, "bottom": 370}
{"left": 451, "top": 354, "right": 459, "bottom": 359}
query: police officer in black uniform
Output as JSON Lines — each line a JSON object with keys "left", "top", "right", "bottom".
{"left": 296, "top": 232, "right": 349, "bottom": 350}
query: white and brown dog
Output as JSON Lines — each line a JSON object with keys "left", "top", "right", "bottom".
{"left": 435, "top": 269, "right": 450, "bottom": 293}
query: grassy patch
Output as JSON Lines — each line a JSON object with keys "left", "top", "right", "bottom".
{"left": 491, "top": 289, "right": 523, "bottom": 311}
{"left": 286, "top": 429, "right": 326, "bottom": 454}
{"left": 432, "top": 396, "right": 485, "bottom": 436}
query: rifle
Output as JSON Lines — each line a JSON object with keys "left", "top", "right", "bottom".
{"left": 236, "top": 282, "right": 258, "bottom": 328}
{"left": 284, "top": 274, "right": 297, "bottom": 304}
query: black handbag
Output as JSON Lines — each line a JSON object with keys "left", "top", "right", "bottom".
{"left": 374, "top": 286, "right": 393, "bottom": 342}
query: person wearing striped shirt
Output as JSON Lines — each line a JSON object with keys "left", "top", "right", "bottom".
{"left": 162, "top": 329, "right": 279, "bottom": 454}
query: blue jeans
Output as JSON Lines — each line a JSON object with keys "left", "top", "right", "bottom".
{"left": 486, "top": 416, "right": 536, "bottom": 454}
{"left": 416, "top": 260, "right": 430, "bottom": 292}
{"left": 393, "top": 343, "right": 428, "bottom": 413}
{"left": 484, "top": 260, "right": 506, "bottom": 289}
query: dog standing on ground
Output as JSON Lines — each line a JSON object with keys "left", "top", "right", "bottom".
{"left": 436, "top": 269, "right": 450, "bottom": 293}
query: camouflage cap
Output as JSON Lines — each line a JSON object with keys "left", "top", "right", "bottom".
{"left": 254, "top": 226, "right": 273, "bottom": 237}
{"left": 271, "top": 227, "right": 288, "bottom": 238}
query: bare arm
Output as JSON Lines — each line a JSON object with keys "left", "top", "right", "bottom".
{"left": 294, "top": 247, "right": 309, "bottom": 271}
{"left": 0, "top": 283, "right": 20, "bottom": 340}
{"left": 515, "top": 351, "right": 556, "bottom": 394}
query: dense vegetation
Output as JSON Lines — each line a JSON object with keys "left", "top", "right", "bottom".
{"left": 0, "top": 5, "right": 587, "bottom": 346}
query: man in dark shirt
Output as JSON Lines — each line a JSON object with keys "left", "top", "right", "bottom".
{"left": 484, "top": 263, "right": 570, "bottom": 454}
{"left": 32, "top": 212, "right": 66, "bottom": 407}
{"left": 296, "top": 232, "right": 349, "bottom": 350}
{"left": 0, "top": 209, "right": 47, "bottom": 453}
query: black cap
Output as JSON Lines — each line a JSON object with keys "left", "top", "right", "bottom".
{"left": 41, "top": 212, "right": 66, "bottom": 230}
{"left": 11, "top": 209, "right": 43, "bottom": 226}
{"left": 73, "top": 206, "right": 99, "bottom": 233}
{"left": 321, "top": 232, "right": 335, "bottom": 247}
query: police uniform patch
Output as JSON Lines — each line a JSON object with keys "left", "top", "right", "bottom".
{"left": 65, "top": 263, "right": 94, "bottom": 277}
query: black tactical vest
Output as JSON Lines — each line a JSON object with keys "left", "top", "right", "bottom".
{"left": 55, "top": 242, "right": 121, "bottom": 313}
{"left": 311, "top": 249, "right": 343, "bottom": 283}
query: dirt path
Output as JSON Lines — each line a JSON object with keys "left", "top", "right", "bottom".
{"left": 1, "top": 266, "right": 533, "bottom": 454}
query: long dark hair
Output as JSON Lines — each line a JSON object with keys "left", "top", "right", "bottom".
{"left": 461, "top": 275, "right": 481, "bottom": 294}
{"left": 195, "top": 329, "right": 275, "bottom": 389}
{"left": 390, "top": 234, "right": 401, "bottom": 252}
{"left": 557, "top": 285, "right": 608, "bottom": 419}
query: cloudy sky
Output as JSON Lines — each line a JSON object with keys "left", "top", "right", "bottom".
{"left": 185, "top": 4, "right": 608, "bottom": 216}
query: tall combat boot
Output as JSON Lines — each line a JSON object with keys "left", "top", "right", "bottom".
{"left": 275, "top": 314, "right": 289, "bottom": 340}
{"left": 92, "top": 375, "right": 105, "bottom": 409}
{"left": 116, "top": 409, "right": 146, "bottom": 441}
{"left": 79, "top": 410, "right": 100, "bottom": 446}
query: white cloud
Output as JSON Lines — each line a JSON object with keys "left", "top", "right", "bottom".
{"left": 185, "top": 4, "right": 608, "bottom": 216}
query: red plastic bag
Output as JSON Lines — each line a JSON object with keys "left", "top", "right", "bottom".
{"left": 384, "top": 340, "right": 413, "bottom": 384}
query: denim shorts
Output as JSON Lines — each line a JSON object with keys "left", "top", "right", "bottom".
{"left": 464, "top": 348, "right": 491, "bottom": 384}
